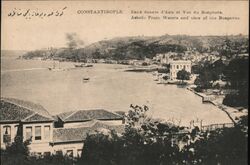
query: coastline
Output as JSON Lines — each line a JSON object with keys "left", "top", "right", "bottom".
{"left": 186, "top": 87, "right": 247, "bottom": 124}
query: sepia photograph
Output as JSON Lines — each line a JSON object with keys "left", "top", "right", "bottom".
{"left": 1, "top": 0, "right": 249, "bottom": 164}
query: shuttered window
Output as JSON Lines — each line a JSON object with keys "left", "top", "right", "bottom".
{"left": 26, "top": 127, "right": 32, "bottom": 140}
{"left": 35, "top": 126, "right": 41, "bottom": 140}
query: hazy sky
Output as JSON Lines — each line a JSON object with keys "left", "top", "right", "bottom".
{"left": 2, "top": 1, "right": 249, "bottom": 50}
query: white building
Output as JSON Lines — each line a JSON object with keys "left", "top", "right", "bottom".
{"left": 169, "top": 60, "right": 191, "bottom": 80}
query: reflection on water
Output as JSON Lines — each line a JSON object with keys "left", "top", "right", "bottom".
{"left": 1, "top": 58, "right": 231, "bottom": 126}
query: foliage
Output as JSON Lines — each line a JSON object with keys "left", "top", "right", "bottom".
{"left": 30, "top": 151, "right": 75, "bottom": 165}
{"left": 79, "top": 105, "right": 248, "bottom": 165}
{"left": 78, "top": 105, "right": 188, "bottom": 165}
{"left": 194, "top": 59, "right": 226, "bottom": 90}
{"left": 1, "top": 133, "right": 31, "bottom": 165}
{"left": 177, "top": 69, "right": 191, "bottom": 82}
{"left": 183, "top": 125, "right": 248, "bottom": 165}
{"left": 223, "top": 58, "right": 248, "bottom": 88}
{"left": 222, "top": 58, "right": 249, "bottom": 108}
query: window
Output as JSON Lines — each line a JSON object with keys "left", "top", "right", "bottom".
{"left": 44, "top": 126, "right": 50, "bottom": 140}
{"left": 44, "top": 152, "right": 51, "bottom": 157}
{"left": 56, "top": 150, "right": 63, "bottom": 156}
{"left": 77, "top": 149, "right": 82, "bottom": 157}
{"left": 14, "top": 125, "right": 19, "bottom": 135}
{"left": 66, "top": 150, "right": 73, "bottom": 158}
{"left": 26, "top": 127, "right": 32, "bottom": 140}
{"left": 35, "top": 126, "right": 41, "bottom": 140}
{"left": 177, "top": 65, "right": 179, "bottom": 69}
{"left": 3, "top": 126, "right": 11, "bottom": 143}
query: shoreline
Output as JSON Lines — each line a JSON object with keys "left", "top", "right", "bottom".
{"left": 186, "top": 87, "right": 247, "bottom": 124}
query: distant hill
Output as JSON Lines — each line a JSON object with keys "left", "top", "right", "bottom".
{"left": 22, "top": 34, "right": 249, "bottom": 61}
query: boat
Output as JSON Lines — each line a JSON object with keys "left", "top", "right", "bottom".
{"left": 74, "top": 64, "right": 93, "bottom": 68}
{"left": 85, "top": 64, "right": 93, "bottom": 67}
{"left": 74, "top": 64, "right": 85, "bottom": 67}
{"left": 83, "top": 78, "right": 90, "bottom": 81}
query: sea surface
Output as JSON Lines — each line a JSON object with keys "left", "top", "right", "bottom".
{"left": 1, "top": 55, "right": 231, "bottom": 126}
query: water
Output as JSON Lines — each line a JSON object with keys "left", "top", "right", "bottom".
{"left": 1, "top": 57, "right": 231, "bottom": 126}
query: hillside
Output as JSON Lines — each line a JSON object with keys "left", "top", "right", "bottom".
{"left": 22, "top": 34, "right": 249, "bottom": 61}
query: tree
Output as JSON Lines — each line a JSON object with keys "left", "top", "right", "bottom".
{"left": 177, "top": 69, "right": 191, "bottom": 83}
{"left": 79, "top": 105, "right": 188, "bottom": 165}
{"left": 182, "top": 115, "right": 248, "bottom": 165}
{"left": 222, "top": 58, "right": 249, "bottom": 108}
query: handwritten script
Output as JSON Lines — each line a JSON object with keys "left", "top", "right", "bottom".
{"left": 8, "top": 7, "right": 67, "bottom": 19}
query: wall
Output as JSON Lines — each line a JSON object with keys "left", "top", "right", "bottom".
{"left": 0, "top": 123, "right": 19, "bottom": 149}
{"left": 51, "top": 142, "right": 84, "bottom": 157}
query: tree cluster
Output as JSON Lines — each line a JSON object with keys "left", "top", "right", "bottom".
{"left": 78, "top": 105, "right": 248, "bottom": 165}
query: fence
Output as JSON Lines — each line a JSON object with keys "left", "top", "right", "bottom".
{"left": 201, "top": 123, "right": 234, "bottom": 131}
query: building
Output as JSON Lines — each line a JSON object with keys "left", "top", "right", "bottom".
{"left": 169, "top": 60, "right": 191, "bottom": 80}
{"left": 55, "top": 109, "right": 124, "bottom": 128}
{"left": 51, "top": 120, "right": 124, "bottom": 157}
{"left": 0, "top": 98, "right": 54, "bottom": 153}
{"left": 1, "top": 97, "right": 125, "bottom": 157}
{"left": 154, "top": 52, "right": 176, "bottom": 64}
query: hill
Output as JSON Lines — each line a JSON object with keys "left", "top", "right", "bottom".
{"left": 22, "top": 34, "right": 249, "bottom": 61}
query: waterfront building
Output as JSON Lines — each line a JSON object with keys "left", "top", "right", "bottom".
{"left": 0, "top": 98, "right": 124, "bottom": 157}
{"left": 169, "top": 60, "right": 191, "bottom": 80}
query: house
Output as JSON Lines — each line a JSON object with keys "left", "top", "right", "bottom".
{"left": 169, "top": 60, "right": 191, "bottom": 80}
{"left": 51, "top": 120, "right": 125, "bottom": 157}
{"left": 0, "top": 98, "right": 54, "bottom": 154}
{"left": 55, "top": 109, "right": 124, "bottom": 128}
{"left": 1, "top": 97, "right": 125, "bottom": 157}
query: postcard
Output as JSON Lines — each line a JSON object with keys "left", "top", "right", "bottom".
{"left": 1, "top": 0, "right": 248, "bottom": 164}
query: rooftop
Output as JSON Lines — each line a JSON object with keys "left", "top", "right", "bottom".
{"left": 0, "top": 97, "right": 54, "bottom": 122}
{"left": 57, "top": 109, "right": 123, "bottom": 122}
{"left": 52, "top": 120, "right": 125, "bottom": 143}
{"left": 170, "top": 60, "right": 191, "bottom": 64}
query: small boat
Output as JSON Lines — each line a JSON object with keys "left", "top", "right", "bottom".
{"left": 75, "top": 64, "right": 85, "bottom": 67}
{"left": 83, "top": 78, "right": 90, "bottom": 81}
{"left": 82, "top": 77, "right": 90, "bottom": 83}
{"left": 48, "top": 68, "right": 63, "bottom": 71}
{"left": 85, "top": 64, "right": 93, "bottom": 67}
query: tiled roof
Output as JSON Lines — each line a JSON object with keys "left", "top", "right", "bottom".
{"left": 53, "top": 121, "right": 125, "bottom": 143}
{"left": 57, "top": 109, "right": 123, "bottom": 122}
{"left": 0, "top": 98, "right": 53, "bottom": 122}
{"left": 53, "top": 127, "right": 93, "bottom": 143}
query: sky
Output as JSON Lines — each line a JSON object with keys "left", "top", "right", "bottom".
{"left": 1, "top": 1, "right": 249, "bottom": 50}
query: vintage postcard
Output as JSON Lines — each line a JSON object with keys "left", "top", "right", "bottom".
{"left": 1, "top": 0, "right": 248, "bottom": 164}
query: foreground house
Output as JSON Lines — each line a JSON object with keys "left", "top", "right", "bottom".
{"left": 0, "top": 98, "right": 124, "bottom": 157}
{"left": 0, "top": 98, "right": 54, "bottom": 154}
